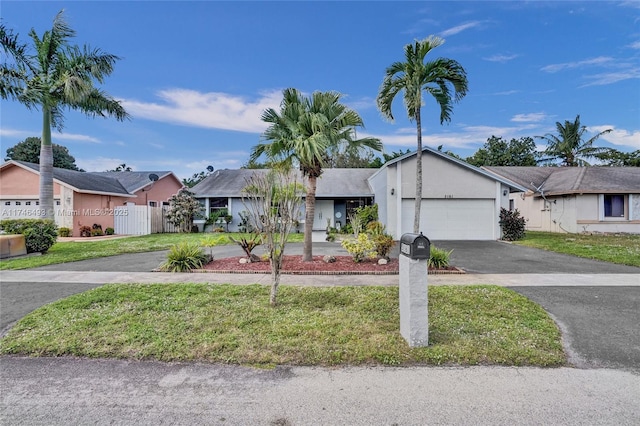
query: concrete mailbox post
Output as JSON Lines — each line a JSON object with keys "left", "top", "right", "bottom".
{"left": 399, "top": 232, "right": 430, "bottom": 347}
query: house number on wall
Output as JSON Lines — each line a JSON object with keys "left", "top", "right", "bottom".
{"left": 444, "top": 195, "right": 454, "bottom": 199}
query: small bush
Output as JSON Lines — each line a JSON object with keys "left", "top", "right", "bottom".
{"left": 105, "top": 227, "right": 115, "bottom": 235}
{"left": 91, "top": 228, "right": 104, "bottom": 237}
{"left": 159, "top": 242, "right": 208, "bottom": 272}
{"left": 0, "top": 219, "right": 58, "bottom": 254}
{"left": 429, "top": 246, "right": 453, "bottom": 269}
{"left": 499, "top": 208, "right": 526, "bottom": 241}
{"left": 79, "top": 226, "right": 92, "bottom": 237}
{"left": 58, "top": 227, "right": 72, "bottom": 237}
{"left": 341, "top": 233, "right": 377, "bottom": 263}
{"left": 373, "top": 233, "right": 395, "bottom": 260}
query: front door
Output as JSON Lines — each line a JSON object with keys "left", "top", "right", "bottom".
{"left": 313, "top": 200, "right": 334, "bottom": 230}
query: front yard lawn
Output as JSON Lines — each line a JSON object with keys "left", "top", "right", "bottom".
{"left": 0, "top": 232, "right": 304, "bottom": 270}
{"left": 0, "top": 284, "right": 565, "bottom": 367}
{"left": 517, "top": 231, "right": 640, "bottom": 267}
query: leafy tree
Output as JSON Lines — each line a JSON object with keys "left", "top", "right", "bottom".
{"left": 182, "top": 165, "right": 214, "bottom": 187}
{"left": 593, "top": 149, "right": 640, "bottom": 167}
{"left": 108, "top": 163, "right": 133, "bottom": 172}
{"left": 436, "top": 144, "right": 463, "bottom": 160}
{"left": 5, "top": 136, "right": 84, "bottom": 171}
{"left": 377, "top": 36, "right": 468, "bottom": 232}
{"left": 537, "top": 115, "right": 612, "bottom": 166}
{"left": 368, "top": 148, "right": 413, "bottom": 168}
{"left": 0, "top": 10, "right": 129, "bottom": 219}
{"left": 466, "top": 136, "right": 539, "bottom": 167}
{"left": 325, "top": 143, "right": 378, "bottom": 168}
{"left": 251, "top": 88, "right": 382, "bottom": 261}
{"left": 165, "top": 188, "right": 204, "bottom": 233}
{"left": 241, "top": 170, "right": 303, "bottom": 306}
{"left": 241, "top": 159, "right": 269, "bottom": 169}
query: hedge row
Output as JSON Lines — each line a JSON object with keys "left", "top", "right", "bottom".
{"left": 0, "top": 219, "right": 58, "bottom": 254}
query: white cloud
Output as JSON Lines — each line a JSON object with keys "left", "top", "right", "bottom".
{"left": 440, "top": 21, "right": 482, "bottom": 37}
{"left": 591, "top": 126, "right": 640, "bottom": 149}
{"left": 484, "top": 54, "right": 519, "bottom": 63}
{"left": 541, "top": 56, "right": 614, "bottom": 73}
{"left": 493, "top": 90, "right": 520, "bottom": 96}
{"left": 628, "top": 41, "right": 640, "bottom": 49}
{"left": 511, "top": 113, "right": 548, "bottom": 123}
{"left": 579, "top": 68, "right": 640, "bottom": 87}
{"left": 0, "top": 128, "right": 35, "bottom": 138}
{"left": 121, "top": 89, "right": 283, "bottom": 133}
{"left": 52, "top": 132, "right": 101, "bottom": 144}
{"left": 77, "top": 157, "right": 129, "bottom": 172}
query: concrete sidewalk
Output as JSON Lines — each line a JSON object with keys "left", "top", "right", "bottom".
{"left": 2, "top": 269, "right": 639, "bottom": 287}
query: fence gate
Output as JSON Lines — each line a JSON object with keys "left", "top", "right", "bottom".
{"left": 114, "top": 205, "right": 178, "bottom": 235}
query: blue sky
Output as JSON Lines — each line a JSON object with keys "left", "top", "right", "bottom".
{"left": 2, "top": 1, "right": 639, "bottom": 179}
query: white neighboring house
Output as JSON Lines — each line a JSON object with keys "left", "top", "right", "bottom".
{"left": 484, "top": 166, "right": 640, "bottom": 234}
{"left": 369, "top": 147, "right": 526, "bottom": 240}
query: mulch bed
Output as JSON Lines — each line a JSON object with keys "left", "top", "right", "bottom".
{"left": 199, "top": 255, "right": 464, "bottom": 275}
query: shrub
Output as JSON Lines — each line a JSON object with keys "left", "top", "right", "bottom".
{"left": 159, "top": 242, "right": 208, "bottom": 272}
{"left": 0, "top": 219, "right": 58, "bottom": 254}
{"left": 499, "top": 208, "right": 526, "bottom": 241}
{"left": 105, "top": 227, "right": 115, "bottom": 235}
{"left": 79, "top": 226, "right": 92, "bottom": 237}
{"left": 58, "top": 227, "right": 72, "bottom": 237}
{"left": 91, "top": 228, "right": 104, "bottom": 237}
{"left": 341, "top": 233, "right": 377, "bottom": 263}
{"left": 373, "top": 233, "right": 395, "bottom": 260}
{"left": 429, "top": 246, "right": 453, "bottom": 269}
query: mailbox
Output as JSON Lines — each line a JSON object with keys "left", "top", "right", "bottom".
{"left": 400, "top": 232, "right": 431, "bottom": 260}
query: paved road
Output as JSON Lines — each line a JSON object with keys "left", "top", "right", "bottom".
{"left": 1, "top": 357, "right": 639, "bottom": 425}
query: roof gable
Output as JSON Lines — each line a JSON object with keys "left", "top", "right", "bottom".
{"left": 371, "top": 147, "right": 527, "bottom": 192}
{"left": 94, "top": 171, "right": 179, "bottom": 193}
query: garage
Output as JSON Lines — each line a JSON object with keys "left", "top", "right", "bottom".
{"left": 401, "top": 199, "right": 496, "bottom": 240}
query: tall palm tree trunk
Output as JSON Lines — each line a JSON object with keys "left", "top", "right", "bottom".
{"left": 413, "top": 107, "right": 423, "bottom": 233}
{"left": 40, "top": 107, "right": 54, "bottom": 220}
{"left": 303, "top": 176, "right": 317, "bottom": 261}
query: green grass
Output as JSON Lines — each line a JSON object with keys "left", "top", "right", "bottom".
{"left": 517, "top": 231, "right": 640, "bottom": 267}
{"left": 0, "top": 284, "right": 566, "bottom": 367}
{"left": 0, "top": 232, "right": 304, "bottom": 270}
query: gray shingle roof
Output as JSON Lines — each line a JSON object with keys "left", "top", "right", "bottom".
{"left": 14, "top": 161, "right": 131, "bottom": 195}
{"left": 191, "top": 168, "right": 376, "bottom": 198}
{"left": 95, "top": 171, "right": 174, "bottom": 193}
{"left": 484, "top": 166, "right": 640, "bottom": 195}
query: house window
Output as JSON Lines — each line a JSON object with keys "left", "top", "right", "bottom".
{"left": 604, "top": 195, "right": 625, "bottom": 218}
{"left": 509, "top": 199, "right": 515, "bottom": 211}
{"left": 149, "top": 201, "right": 157, "bottom": 207}
{"left": 209, "top": 197, "right": 228, "bottom": 215}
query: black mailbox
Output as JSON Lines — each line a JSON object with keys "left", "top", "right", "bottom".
{"left": 400, "top": 232, "right": 431, "bottom": 260}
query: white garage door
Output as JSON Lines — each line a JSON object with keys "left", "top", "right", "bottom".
{"left": 401, "top": 199, "right": 496, "bottom": 240}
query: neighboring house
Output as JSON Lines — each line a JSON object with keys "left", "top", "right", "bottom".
{"left": 192, "top": 148, "right": 526, "bottom": 240}
{"left": 191, "top": 168, "right": 377, "bottom": 232}
{"left": 0, "top": 160, "right": 182, "bottom": 236}
{"left": 484, "top": 166, "right": 640, "bottom": 234}
{"left": 369, "top": 147, "right": 526, "bottom": 240}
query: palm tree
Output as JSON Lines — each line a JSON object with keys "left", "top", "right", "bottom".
{"left": 0, "top": 10, "right": 129, "bottom": 219}
{"left": 537, "top": 115, "right": 612, "bottom": 166}
{"left": 377, "top": 36, "right": 468, "bottom": 233}
{"left": 251, "top": 88, "right": 382, "bottom": 261}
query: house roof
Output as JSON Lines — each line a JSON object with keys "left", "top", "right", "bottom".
{"left": 96, "top": 171, "right": 178, "bottom": 193}
{"left": 369, "top": 146, "right": 528, "bottom": 192}
{"left": 191, "top": 168, "right": 377, "bottom": 198}
{"left": 7, "top": 161, "right": 132, "bottom": 196}
{"left": 484, "top": 166, "right": 640, "bottom": 196}
{"left": 2, "top": 160, "right": 181, "bottom": 197}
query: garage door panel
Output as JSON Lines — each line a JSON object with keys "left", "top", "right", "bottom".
{"left": 401, "top": 199, "right": 495, "bottom": 240}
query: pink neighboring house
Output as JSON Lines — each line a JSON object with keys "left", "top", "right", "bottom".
{"left": 0, "top": 160, "right": 183, "bottom": 236}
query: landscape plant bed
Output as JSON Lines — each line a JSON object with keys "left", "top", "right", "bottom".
{"left": 199, "top": 255, "right": 465, "bottom": 275}
{"left": 0, "top": 284, "right": 566, "bottom": 367}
